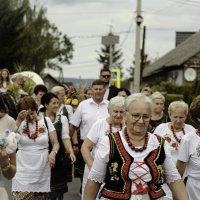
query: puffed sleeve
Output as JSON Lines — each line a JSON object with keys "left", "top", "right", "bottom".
{"left": 45, "top": 117, "right": 55, "bottom": 133}
{"left": 66, "top": 105, "right": 73, "bottom": 121}
{"left": 61, "top": 115, "right": 70, "bottom": 139}
{"left": 177, "top": 134, "right": 191, "bottom": 163}
{"left": 87, "top": 136, "right": 110, "bottom": 183}
{"left": 163, "top": 141, "right": 181, "bottom": 184}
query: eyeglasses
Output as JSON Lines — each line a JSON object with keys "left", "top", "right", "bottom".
{"left": 128, "top": 112, "right": 151, "bottom": 122}
{"left": 102, "top": 75, "right": 111, "bottom": 78}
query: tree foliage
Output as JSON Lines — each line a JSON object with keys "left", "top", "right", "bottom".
{"left": 0, "top": 0, "right": 73, "bottom": 74}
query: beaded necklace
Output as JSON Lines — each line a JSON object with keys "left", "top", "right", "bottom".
{"left": 23, "top": 120, "right": 39, "bottom": 141}
{"left": 109, "top": 123, "right": 123, "bottom": 134}
{"left": 196, "top": 128, "right": 200, "bottom": 136}
{"left": 170, "top": 126, "right": 185, "bottom": 143}
{"left": 124, "top": 127, "right": 148, "bottom": 152}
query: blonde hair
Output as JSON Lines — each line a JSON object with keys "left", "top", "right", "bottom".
{"left": 168, "top": 101, "right": 188, "bottom": 116}
{"left": 51, "top": 86, "right": 65, "bottom": 96}
{"left": 150, "top": 91, "right": 165, "bottom": 102}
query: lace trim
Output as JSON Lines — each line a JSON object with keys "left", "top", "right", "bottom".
{"left": 88, "top": 171, "right": 105, "bottom": 183}
{"left": 165, "top": 174, "right": 181, "bottom": 184}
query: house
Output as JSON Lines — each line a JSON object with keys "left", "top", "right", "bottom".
{"left": 142, "top": 31, "right": 200, "bottom": 85}
{"left": 42, "top": 73, "right": 95, "bottom": 90}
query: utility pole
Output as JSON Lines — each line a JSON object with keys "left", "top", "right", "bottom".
{"left": 140, "top": 26, "right": 146, "bottom": 83}
{"left": 133, "top": 0, "right": 143, "bottom": 92}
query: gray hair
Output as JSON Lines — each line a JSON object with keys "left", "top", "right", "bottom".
{"left": 125, "top": 93, "right": 153, "bottom": 113}
{"left": 108, "top": 96, "right": 125, "bottom": 109}
{"left": 150, "top": 91, "right": 165, "bottom": 102}
{"left": 168, "top": 101, "right": 188, "bottom": 116}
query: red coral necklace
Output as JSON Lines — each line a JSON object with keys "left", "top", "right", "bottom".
{"left": 23, "top": 120, "right": 38, "bottom": 141}
{"left": 124, "top": 127, "right": 148, "bottom": 152}
{"left": 170, "top": 126, "right": 185, "bottom": 143}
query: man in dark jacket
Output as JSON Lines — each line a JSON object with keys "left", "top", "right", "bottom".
{"left": 100, "top": 68, "right": 118, "bottom": 100}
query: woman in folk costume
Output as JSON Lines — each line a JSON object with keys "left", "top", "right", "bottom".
{"left": 84, "top": 93, "right": 188, "bottom": 200}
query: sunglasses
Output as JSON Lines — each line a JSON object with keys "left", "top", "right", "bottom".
{"left": 102, "top": 75, "right": 111, "bottom": 78}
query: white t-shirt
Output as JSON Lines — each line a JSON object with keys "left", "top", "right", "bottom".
{"left": 88, "top": 132, "right": 181, "bottom": 200}
{"left": 153, "top": 122, "right": 195, "bottom": 164}
{"left": 12, "top": 117, "right": 55, "bottom": 193}
{"left": 70, "top": 98, "right": 109, "bottom": 140}
{"left": 178, "top": 131, "right": 200, "bottom": 200}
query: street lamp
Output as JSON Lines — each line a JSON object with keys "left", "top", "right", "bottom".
{"left": 136, "top": 15, "right": 143, "bottom": 26}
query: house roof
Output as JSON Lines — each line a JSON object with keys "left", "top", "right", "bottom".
{"left": 143, "top": 31, "right": 200, "bottom": 77}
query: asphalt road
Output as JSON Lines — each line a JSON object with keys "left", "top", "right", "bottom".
{"left": 64, "top": 177, "right": 81, "bottom": 200}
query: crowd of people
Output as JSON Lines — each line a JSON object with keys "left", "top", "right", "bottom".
{"left": 0, "top": 67, "right": 200, "bottom": 200}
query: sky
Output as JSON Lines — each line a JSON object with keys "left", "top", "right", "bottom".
{"left": 33, "top": 0, "right": 200, "bottom": 79}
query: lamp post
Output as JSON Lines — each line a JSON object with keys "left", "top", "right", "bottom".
{"left": 133, "top": 0, "right": 143, "bottom": 93}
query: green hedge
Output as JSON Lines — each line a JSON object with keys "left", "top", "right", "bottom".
{"left": 164, "top": 94, "right": 184, "bottom": 113}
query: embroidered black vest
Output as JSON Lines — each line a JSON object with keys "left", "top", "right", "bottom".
{"left": 101, "top": 132, "right": 166, "bottom": 200}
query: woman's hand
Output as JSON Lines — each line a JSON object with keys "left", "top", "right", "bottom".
{"left": 69, "top": 153, "right": 76, "bottom": 164}
{"left": 16, "top": 110, "right": 28, "bottom": 127}
{"left": 0, "top": 149, "right": 10, "bottom": 169}
{"left": 48, "top": 151, "right": 56, "bottom": 168}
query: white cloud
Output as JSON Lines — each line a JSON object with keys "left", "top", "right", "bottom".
{"left": 33, "top": 0, "right": 200, "bottom": 79}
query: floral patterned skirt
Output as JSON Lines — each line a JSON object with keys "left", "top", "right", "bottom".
{"left": 12, "top": 192, "right": 48, "bottom": 200}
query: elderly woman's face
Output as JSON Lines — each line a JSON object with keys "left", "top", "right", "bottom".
{"left": 126, "top": 100, "right": 151, "bottom": 135}
{"left": 169, "top": 109, "right": 186, "bottom": 129}
{"left": 108, "top": 106, "right": 125, "bottom": 125}
{"left": 153, "top": 98, "right": 164, "bottom": 114}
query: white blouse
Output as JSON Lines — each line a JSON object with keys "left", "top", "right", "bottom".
{"left": 88, "top": 131, "right": 181, "bottom": 200}
{"left": 178, "top": 131, "right": 200, "bottom": 200}
{"left": 87, "top": 118, "right": 122, "bottom": 157}
{"left": 153, "top": 122, "right": 195, "bottom": 164}
{"left": 12, "top": 117, "right": 55, "bottom": 193}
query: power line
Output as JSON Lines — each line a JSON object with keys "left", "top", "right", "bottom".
{"left": 145, "top": 3, "right": 180, "bottom": 14}
{"left": 120, "top": 12, "right": 135, "bottom": 46}
{"left": 168, "top": 0, "right": 200, "bottom": 7}
{"left": 47, "top": 11, "right": 133, "bottom": 15}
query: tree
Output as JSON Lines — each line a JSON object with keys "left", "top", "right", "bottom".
{"left": 0, "top": 0, "right": 73, "bottom": 74}
{"left": 96, "top": 32, "right": 124, "bottom": 76}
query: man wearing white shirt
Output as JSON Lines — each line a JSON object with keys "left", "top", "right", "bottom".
{"left": 70, "top": 79, "right": 109, "bottom": 144}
